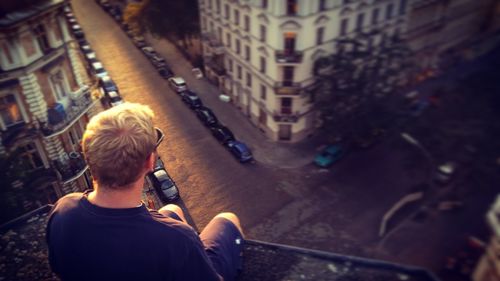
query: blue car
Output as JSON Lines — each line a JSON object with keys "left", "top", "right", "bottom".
{"left": 226, "top": 140, "right": 253, "bottom": 162}
{"left": 314, "top": 144, "right": 344, "bottom": 168}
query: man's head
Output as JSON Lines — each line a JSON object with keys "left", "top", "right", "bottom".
{"left": 82, "top": 103, "right": 157, "bottom": 189}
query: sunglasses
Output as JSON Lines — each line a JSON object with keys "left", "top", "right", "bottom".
{"left": 155, "top": 127, "right": 164, "bottom": 148}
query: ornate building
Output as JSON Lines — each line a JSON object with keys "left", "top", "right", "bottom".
{"left": 0, "top": 0, "right": 99, "bottom": 207}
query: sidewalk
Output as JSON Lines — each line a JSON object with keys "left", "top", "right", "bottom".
{"left": 144, "top": 34, "right": 322, "bottom": 169}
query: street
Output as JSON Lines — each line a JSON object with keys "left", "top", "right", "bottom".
{"left": 71, "top": 0, "right": 500, "bottom": 279}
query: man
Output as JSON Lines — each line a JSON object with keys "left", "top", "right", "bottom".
{"left": 47, "top": 103, "right": 244, "bottom": 281}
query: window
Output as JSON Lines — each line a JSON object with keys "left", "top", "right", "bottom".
{"left": 236, "top": 39, "right": 241, "bottom": 54}
{"left": 2, "top": 43, "right": 13, "bottom": 63}
{"left": 210, "top": 21, "right": 214, "bottom": 32}
{"left": 216, "top": 0, "right": 221, "bottom": 13}
{"left": 319, "top": 0, "right": 326, "bottom": 11}
{"left": 237, "top": 65, "right": 242, "bottom": 79}
{"left": 372, "top": 8, "right": 379, "bottom": 24}
{"left": 234, "top": 9, "right": 240, "bottom": 25}
{"left": 287, "top": 0, "right": 298, "bottom": 15}
{"left": 281, "top": 98, "right": 292, "bottom": 114}
{"left": 260, "top": 25, "right": 266, "bottom": 42}
{"left": 399, "top": 0, "right": 407, "bottom": 15}
{"left": 245, "top": 45, "right": 251, "bottom": 61}
{"left": 244, "top": 15, "right": 250, "bottom": 31}
{"left": 50, "top": 70, "right": 68, "bottom": 100}
{"left": 0, "top": 94, "right": 22, "bottom": 127}
{"left": 201, "top": 17, "right": 207, "bottom": 30}
{"left": 18, "top": 143, "right": 44, "bottom": 170}
{"left": 33, "top": 24, "right": 50, "bottom": 53}
{"left": 284, "top": 32, "right": 296, "bottom": 53}
{"left": 386, "top": 3, "right": 394, "bottom": 20}
{"left": 340, "top": 18, "right": 349, "bottom": 36}
{"left": 260, "top": 84, "right": 266, "bottom": 100}
{"left": 208, "top": 0, "right": 212, "bottom": 9}
{"left": 218, "top": 27, "right": 223, "bottom": 41}
{"left": 225, "top": 4, "right": 230, "bottom": 19}
{"left": 53, "top": 22, "right": 63, "bottom": 41}
{"left": 283, "top": 66, "right": 294, "bottom": 85}
{"left": 228, "top": 58, "right": 233, "bottom": 72}
{"left": 226, "top": 33, "right": 232, "bottom": 47}
{"left": 262, "top": 0, "right": 268, "bottom": 9}
{"left": 316, "top": 27, "right": 324, "bottom": 45}
{"left": 246, "top": 72, "right": 252, "bottom": 87}
{"left": 260, "top": 56, "right": 266, "bottom": 74}
{"left": 356, "top": 13, "right": 364, "bottom": 31}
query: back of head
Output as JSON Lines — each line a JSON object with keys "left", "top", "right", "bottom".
{"left": 82, "top": 103, "right": 156, "bottom": 189}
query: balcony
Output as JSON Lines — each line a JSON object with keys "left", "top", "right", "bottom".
{"left": 274, "top": 82, "right": 301, "bottom": 95}
{"left": 205, "top": 58, "right": 226, "bottom": 76}
{"left": 53, "top": 152, "right": 89, "bottom": 184}
{"left": 275, "top": 50, "right": 303, "bottom": 64}
{"left": 273, "top": 110, "right": 299, "bottom": 123}
{"left": 42, "top": 85, "right": 96, "bottom": 138}
{"left": 201, "top": 32, "right": 225, "bottom": 55}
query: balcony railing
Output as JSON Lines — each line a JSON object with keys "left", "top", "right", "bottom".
{"left": 202, "top": 32, "right": 225, "bottom": 55}
{"left": 53, "top": 152, "right": 89, "bottom": 184}
{"left": 42, "top": 85, "right": 95, "bottom": 138}
{"left": 274, "top": 82, "right": 301, "bottom": 95}
{"left": 273, "top": 110, "right": 299, "bottom": 123}
{"left": 275, "top": 50, "right": 303, "bottom": 64}
{"left": 206, "top": 58, "right": 226, "bottom": 76}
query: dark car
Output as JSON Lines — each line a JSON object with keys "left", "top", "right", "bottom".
{"left": 195, "top": 106, "right": 218, "bottom": 127}
{"left": 180, "top": 90, "right": 203, "bottom": 109}
{"left": 158, "top": 67, "right": 174, "bottom": 79}
{"left": 132, "top": 36, "right": 146, "bottom": 48}
{"left": 226, "top": 140, "right": 253, "bottom": 162}
{"left": 210, "top": 125, "right": 235, "bottom": 144}
{"left": 149, "top": 169, "right": 179, "bottom": 202}
{"left": 98, "top": 76, "right": 118, "bottom": 95}
{"left": 154, "top": 156, "right": 165, "bottom": 171}
{"left": 150, "top": 54, "right": 167, "bottom": 68}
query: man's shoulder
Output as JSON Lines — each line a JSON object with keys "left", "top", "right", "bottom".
{"left": 146, "top": 211, "right": 199, "bottom": 242}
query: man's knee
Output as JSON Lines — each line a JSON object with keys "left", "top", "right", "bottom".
{"left": 159, "top": 204, "right": 186, "bottom": 221}
{"left": 215, "top": 212, "right": 243, "bottom": 236}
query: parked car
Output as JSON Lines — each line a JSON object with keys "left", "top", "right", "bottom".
{"left": 314, "top": 144, "right": 344, "bottom": 168}
{"left": 180, "top": 90, "right": 203, "bottom": 109}
{"left": 195, "top": 106, "right": 218, "bottom": 127}
{"left": 85, "top": 52, "right": 98, "bottom": 64}
{"left": 141, "top": 46, "right": 156, "bottom": 58}
{"left": 226, "top": 140, "right": 253, "bottom": 162}
{"left": 434, "top": 162, "right": 456, "bottom": 185}
{"left": 104, "top": 91, "right": 124, "bottom": 107}
{"left": 98, "top": 75, "right": 118, "bottom": 96}
{"left": 158, "top": 67, "right": 174, "bottom": 79}
{"left": 91, "top": 62, "right": 108, "bottom": 78}
{"left": 132, "top": 36, "right": 146, "bottom": 48}
{"left": 63, "top": 5, "right": 72, "bottom": 13}
{"left": 80, "top": 44, "right": 93, "bottom": 54}
{"left": 211, "top": 125, "right": 235, "bottom": 144}
{"left": 67, "top": 17, "right": 77, "bottom": 25}
{"left": 149, "top": 54, "right": 167, "bottom": 68}
{"left": 149, "top": 169, "right": 179, "bottom": 202}
{"left": 71, "top": 25, "right": 85, "bottom": 42}
{"left": 154, "top": 156, "right": 165, "bottom": 171}
{"left": 168, "top": 77, "right": 187, "bottom": 93}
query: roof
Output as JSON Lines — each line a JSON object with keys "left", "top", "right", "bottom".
{"left": 0, "top": 206, "right": 440, "bottom": 281}
{"left": 0, "top": 0, "right": 66, "bottom": 28}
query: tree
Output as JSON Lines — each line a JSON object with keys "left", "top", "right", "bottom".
{"left": 313, "top": 30, "right": 416, "bottom": 140}
{"left": 128, "top": 0, "right": 200, "bottom": 48}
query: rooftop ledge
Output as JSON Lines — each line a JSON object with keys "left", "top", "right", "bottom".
{"left": 0, "top": 206, "right": 440, "bottom": 281}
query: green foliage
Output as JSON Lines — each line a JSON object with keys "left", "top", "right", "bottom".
{"left": 313, "top": 31, "right": 416, "bottom": 138}
{"left": 135, "top": 0, "right": 200, "bottom": 45}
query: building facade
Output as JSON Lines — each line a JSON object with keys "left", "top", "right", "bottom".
{"left": 0, "top": 0, "right": 98, "bottom": 206}
{"left": 199, "top": 0, "right": 409, "bottom": 142}
{"left": 473, "top": 194, "right": 500, "bottom": 281}
{"left": 199, "top": 0, "right": 497, "bottom": 142}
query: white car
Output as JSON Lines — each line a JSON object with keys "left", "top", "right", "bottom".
{"left": 107, "top": 91, "right": 124, "bottom": 107}
{"left": 168, "top": 77, "right": 187, "bottom": 93}
{"left": 434, "top": 162, "right": 456, "bottom": 184}
{"left": 91, "top": 62, "right": 108, "bottom": 78}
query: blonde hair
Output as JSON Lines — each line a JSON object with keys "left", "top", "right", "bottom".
{"left": 82, "top": 103, "right": 156, "bottom": 189}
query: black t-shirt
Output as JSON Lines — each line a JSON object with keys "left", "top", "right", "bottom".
{"left": 46, "top": 192, "right": 221, "bottom": 281}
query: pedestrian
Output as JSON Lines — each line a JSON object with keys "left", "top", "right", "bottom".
{"left": 46, "top": 103, "right": 244, "bottom": 281}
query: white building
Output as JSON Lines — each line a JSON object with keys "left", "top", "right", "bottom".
{"left": 199, "top": 0, "right": 409, "bottom": 142}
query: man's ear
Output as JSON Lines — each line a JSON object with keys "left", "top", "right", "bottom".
{"left": 145, "top": 152, "right": 155, "bottom": 173}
